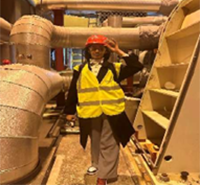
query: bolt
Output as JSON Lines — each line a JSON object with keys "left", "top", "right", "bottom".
{"left": 160, "top": 173, "right": 170, "bottom": 182}
{"left": 180, "top": 171, "right": 189, "bottom": 181}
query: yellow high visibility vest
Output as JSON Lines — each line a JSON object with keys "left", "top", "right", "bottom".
{"left": 74, "top": 63, "right": 125, "bottom": 118}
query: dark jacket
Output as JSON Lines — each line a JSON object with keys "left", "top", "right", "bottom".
{"left": 64, "top": 54, "right": 143, "bottom": 148}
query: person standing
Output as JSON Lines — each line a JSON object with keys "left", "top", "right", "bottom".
{"left": 64, "top": 35, "right": 143, "bottom": 185}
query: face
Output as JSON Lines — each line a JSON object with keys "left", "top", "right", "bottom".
{"left": 88, "top": 44, "right": 106, "bottom": 60}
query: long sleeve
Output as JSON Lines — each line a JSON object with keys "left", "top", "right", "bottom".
{"left": 63, "top": 70, "right": 79, "bottom": 115}
{"left": 118, "top": 54, "right": 144, "bottom": 82}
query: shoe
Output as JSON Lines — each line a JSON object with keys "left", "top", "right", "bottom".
{"left": 97, "top": 178, "right": 107, "bottom": 185}
{"left": 87, "top": 166, "right": 98, "bottom": 175}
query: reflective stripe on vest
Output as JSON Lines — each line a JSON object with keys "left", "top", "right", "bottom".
{"left": 78, "top": 85, "right": 121, "bottom": 93}
{"left": 75, "top": 63, "right": 125, "bottom": 118}
{"left": 79, "top": 98, "right": 124, "bottom": 106}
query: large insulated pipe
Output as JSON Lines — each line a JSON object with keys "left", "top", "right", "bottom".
{"left": 1, "top": 16, "right": 71, "bottom": 184}
{"left": 51, "top": 25, "right": 162, "bottom": 50}
{"left": 36, "top": 0, "right": 179, "bottom": 15}
{"left": 11, "top": 15, "right": 162, "bottom": 54}
{"left": 108, "top": 15, "right": 123, "bottom": 28}
{"left": 122, "top": 16, "right": 168, "bottom": 27}
{"left": 0, "top": 17, "right": 12, "bottom": 43}
{"left": 102, "top": 16, "right": 168, "bottom": 27}
{"left": 0, "top": 64, "right": 64, "bottom": 184}
{"left": 10, "top": 16, "right": 54, "bottom": 69}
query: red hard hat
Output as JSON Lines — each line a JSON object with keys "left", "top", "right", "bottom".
{"left": 2, "top": 59, "right": 11, "bottom": 65}
{"left": 85, "top": 35, "right": 107, "bottom": 47}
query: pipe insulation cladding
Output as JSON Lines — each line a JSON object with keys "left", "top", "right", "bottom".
{"left": 36, "top": 0, "right": 179, "bottom": 15}
{"left": 10, "top": 15, "right": 162, "bottom": 64}
{"left": 0, "top": 64, "right": 64, "bottom": 184}
{"left": 122, "top": 16, "right": 168, "bottom": 27}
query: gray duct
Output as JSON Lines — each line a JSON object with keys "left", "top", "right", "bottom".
{"left": 0, "top": 17, "right": 12, "bottom": 44}
{"left": 36, "top": 0, "right": 179, "bottom": 15}
{"left": 0, "top": 64, "right": 64, "bottom": 184}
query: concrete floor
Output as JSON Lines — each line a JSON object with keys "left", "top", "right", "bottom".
{"left": 46, "top": 135, "right": 138, "bottom": 185}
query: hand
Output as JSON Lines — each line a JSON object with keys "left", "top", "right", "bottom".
{"left": 105, "top": 39, "right": 127, "bottom": 57}
{"left": 66, "top": 114, "right": 77, "bottom": 122}
{"left": 105, "top": 39, "right": 119, "bottom": 52}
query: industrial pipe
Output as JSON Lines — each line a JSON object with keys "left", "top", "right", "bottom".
{"left": 0, "top": 17, "right": 12, "bottom": 44}
{"left": 103, "top": 16, "right": 167, "bottom": 27}
{"left": 1, "top": 16, "right": 74, "bottom": 184}
{"left": 51, "top": 26, "right": 141, "bottom": 49}
{"left": 122, "top": 16, "right": 168, "bottom": 27}
{"left": 10, "top": 16, "right": 53, "bottom": 69}
{"left": 10, "top": 15, "right": 162, "bottom": 65}
{"left": 59, "top": 70, "right": 73, "bottom": 92}
{"left": 51, "top": 25, "right": 162, "bottom": 50}
{"left": 0, "top": 64, "right": 64, "bottom": 184}
{"left": 107, "top": 15, "right": 123, "bottom": 28}
{"left": 36, "top": 0, "right": 180, "bottom": 15}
